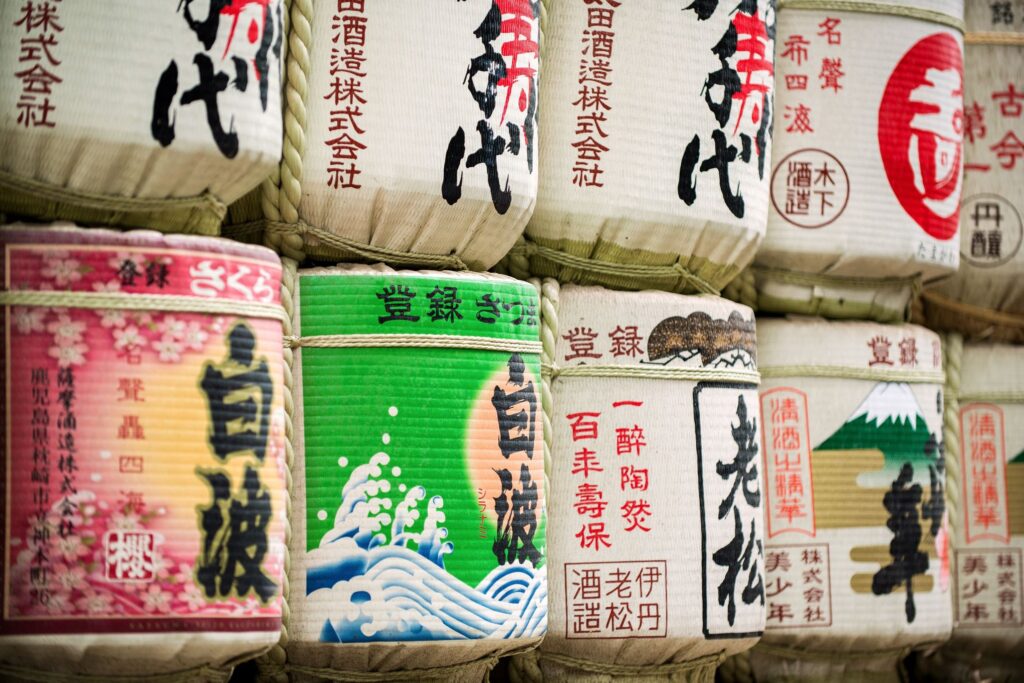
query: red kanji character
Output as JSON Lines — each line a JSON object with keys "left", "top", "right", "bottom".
{"left": 574, "top": 482, "right": 608, "bottom": 518}
{"left": 14, "top": 1, "right": 63, "bottom": 34}
{"left": 868, "top": 335, "right": 893, "bottom": 366}
{"left": 575, "top": 522, "right": 612, "bottom": 551}
{"left": 766, "top": 577, "right": 793, "bottom": 598}
{"left": 817, "top": 17, "right": 841, "bottom": 45}
{"left": 785, "top": 104, "right": 813, "bottom": 133}
{"left": 992, "top": 84, "right": 1024, "bottom": 117}
{"left": 615, "top": 425, "right": 646, "bottom": 456}
{"left": 621, "top": 499, "right": 652, "bottom": 532}
{"left": 899, "top": 337, "right": 918, "bottom": 367}
{"left": 635, "top": 564, "right": 662, "bottom": 598}
{"left": 765, "top": 550, "right": 791, "bottom": 573}
{"left": 819, "top": 57, "right": 844, "bottom": 92}
{"left": 620, "top": 465, "right": 649, "bottom": 491}
{"left": 991, "top": 131, "right": 1024, "bottom": 169}
{"left": 785, "top": 74, "right": 809, "bottom": 90}
{"left": 730, "top": 7, "right": 773, "bottom": 132}
{"left": 608, "top": 325, "right": 644, "bottom": 357}
{"left": 567, "top": 411, "right": 600, "bottom": 441}
{"left": 964, "top": 100, "right": 987, "bottom": 143}
{"left": 767, "top": 602, "right": 795, "bottom": 622}
{"left": 563, "top": 327, "right": 601, "bottom": 360}
{"left": 637, "top": 602, "right": 661, "bottom": 631}
{"left": 572, "top": 448, "right": 603, "bottom": 478}
{"left": 781, "top": 35, "right": 810, "bottom": 66}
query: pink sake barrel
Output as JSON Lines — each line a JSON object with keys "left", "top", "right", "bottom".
{"left": 0, "top": 224, "right": 288, "bottom": 679}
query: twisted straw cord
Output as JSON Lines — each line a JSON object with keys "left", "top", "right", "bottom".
{"left": 776, "top": 0, "right": 964, "bottom": 32}
{"left": 543, "top": 363, "right": 760, "bottom": 385}
{"left": 760, "top": 365, "right": 944, "bottom": 384}
{"left": 286, "top": 333, "right": 541, "bottom": 354}
{"left": 0, "top": 168, "right": 226, "bottom": 218}
{"left": 505, "top": 236, "right": 533, "bottom": 282}
{"left": 920, "top": 290, "right": 1024, "bottom": 334}
{"left": 509, "top": 240, "right": 719, "bottom": 295}
{"left": 942, "top": 333, "right": 963, "bottom": 551}
{"left": 0, "top": 663, "right": 232, "bottom": 683}
{"left": 508, "top": 648, "right": 543, "bottom": 683}
{"left": 537, "top": 651, "right": 724, "bottom": 678}
{"left": 965, "top": 31, "right": 1024, "bottom": 45}
{"left": 718, "top": 651, "right": 756, "bottom": 683}
{"left": 721, "top": 270, "right": 759, "bottom": 311}
{"left": 0, "top": 290, "right": 286, "bottom": 323}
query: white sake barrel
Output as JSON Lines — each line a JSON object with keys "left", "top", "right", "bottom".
{"left": 530, "top": 282, "right": 764, "bottom": 681}
{"left": 273, "top": 2, "right": 539, "bottom": 270}
{"left": 917, "top": 343, "right": 1024, "bottom": 681}
{"left": 286, "top": 265, "right": 545, "bottom": 682}
{"left": 754, "top": 0, "right": 965, "bottom": 322}
{"left": 521, "top": 1, "right": 775, "bottom": 294}
{"left": 920, "top": 4, "right": 1024, "bottom": 342}
{"left": 0, "top": 224, "right": 288, "bottom": 679}
{"left": 0, "top": 2, "right": 284, "bottom": 235}
{"left": 749, "top": 318, "right": 951, "bottom": 681}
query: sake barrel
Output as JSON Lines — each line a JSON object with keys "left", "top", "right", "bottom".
{"left": 519, "top": 1, "right": 775, "bottom": 294}
{"left": 286, "top": 265, "right": 546, "bottom": 682}
{"left": 754, "top": 0, "right": 965, "bottom": 322}
{"left": 0, "top": 3, "right": 284, "bottom": 235}
{"left": 919, "top": 3, "right": 1024, "bottom": 342}
{"left": 917, "top": 343, "right": 1024, "bottom": 681}
{"left": 748, "top": 318, "right": 950, "bottom": 681}
{"left": 271, "top": 2, "right": 539, "bottom": 270}
{"left": 530, "top": 282, "right": 764, "bottom": 681}
{"left": 0, "top": 225, "right": 288, "bottom": 678}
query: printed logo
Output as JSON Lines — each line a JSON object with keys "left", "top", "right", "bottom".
{"left": 878, "top": 33, "right": 964, "bottom": 241}
{"left": 961, "top": 194, "right": 1023, "bottom": 268}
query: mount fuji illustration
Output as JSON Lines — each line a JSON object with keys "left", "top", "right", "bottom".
{"left": 817, "top": 382, "right": 937, "bottom": 468}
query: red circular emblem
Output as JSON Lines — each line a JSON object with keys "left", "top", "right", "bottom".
{"left": 878, "top": 33, "right": 964, "bottom": 241}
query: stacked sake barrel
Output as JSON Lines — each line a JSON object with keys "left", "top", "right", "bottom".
{"left": 916, "top": 344, "right": 1024, "bottom": 681}
{"left": 745, "top": 318, "right": 951, "bottom": 682}
{"left": 248, "top": 1, "right": 539, "bottom": 270}
{"left": 753, "top": 0, "right": 965, "bottom": 322}
{"left": 280, "top": 265, "right": 545, "bottom": 682}
{"left": 510, "top": 0, "right": 775, "bottom": 294}
{"left": 0, "top": 225, "right": 289, "bottom": 680}
{"left": 517, "top": 282, "right": 765, "bottom": 682}
{"left": 916, "top": 2, "right": 1024, "bottom": 342}
{"left": 0, "top": 2, "right": 292, "bottom": 680}
{"left": 0, "top": 1, "right": 284, "bottom": 234}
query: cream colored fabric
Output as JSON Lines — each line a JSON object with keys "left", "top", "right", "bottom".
{"left": 0, "top": 2, "right": 283, "bottom": 207}
{"left": 755, "top": 1, "right": 964, "bottom": 320}
{"left": 752, "top": 318, "right": 951, "bottom": 681}
{"left": 920, "top": 343, "right": 1024, "bottom": 681}
{"left": 541, "top": 285, "right": 763, "bottom": 681}
{"left": 929, "top": 8, "right": 1024, "bottom": 316}
{"left": 296, "top": 3, "right": 538, "bottom": 270}
{"left": 526, "top": 1, "right": 774, "bottom": 289}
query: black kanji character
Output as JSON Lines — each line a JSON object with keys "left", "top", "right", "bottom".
{"left": 491, "top": 354, "right": 537, "bottom": 459}
{"left": 872, "top": 463, "right": 929, "bottom": 623}
{"left": 376, "top": 285, "right": 419, "bottom": 323}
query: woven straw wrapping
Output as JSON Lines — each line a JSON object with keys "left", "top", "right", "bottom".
{"left": 527, "top": 283, "right": 762, "bottom": 682}
{"left": 286, "top": 265, "right": 545, "bottom": 682}
{"left": 916, "top": 343, "right": 1024, "bottom": 682}
{"left": 260, "top": 1, "right": 539, "bottom": 270}
{"left": 0, "top": 225, "right": 288, "bottom": 680}
{"left": 920, "top": 3, "right": 1024, "bottom": 342}
{"left": 521, "top": 1, "right": 775, "bottom": 294}
{"left": 0, "top": 3, "right": 284, "bottom": 235}
{"left": 754, "top": 0, "right": 964, "bottom": 323}
{"left": 745, "top": 317, "right": 950, "bottom": 682}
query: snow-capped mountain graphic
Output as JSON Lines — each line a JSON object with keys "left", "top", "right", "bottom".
{"left": 817, "top": 382, "right": 936, "bottom": 468}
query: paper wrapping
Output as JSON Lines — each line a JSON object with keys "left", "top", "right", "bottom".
{"left": 288, "top": 265, "right": 545, "bottom": 682}
{"left": 291, "top": 2, "right": 538, "bottom": 270}
{"left": 0, "top": 225, "right": 287, "bottom": 677}
{"left": 922, "top": 3, "right": 1024, "bottom": 337}
{"left": 524, "top": 1, "right": 775, "bottom": 293}
{"left": 755, "top": 0, "right": 965, "bottom": 322}
{"left": 0, "top": 3, "right": 284, "bottom": 234}
{"left": 539, "top": 285, "right": 763, "bottom": 681}
{"left": 749, "top": 318, "right": 950, "bottom": 681}
{"left": 919, "top": 343, "right": 1024, "bottom": 681}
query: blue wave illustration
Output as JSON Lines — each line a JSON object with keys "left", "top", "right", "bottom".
{"left": 307, "top": 452, "right": 547, "bottom": 642}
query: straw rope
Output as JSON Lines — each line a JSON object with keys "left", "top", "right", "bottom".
{"left": 718, "top": 651, "right": 756, "bottom": 683}
{"left": 506, "top": 240, "right": 720, "bottom": 295}
{"left": 760, "top": 365, "right": 944, "bottom": 384}
{"left": 964, "top": 31, "right": 1024, "bottom": 46}
{"left": 533, "top": 651, "right": 724, "bottom": 681}
{"left": 0, "top": 169, "right": 225, "bottom": 235}
{"left": 286, "top": 333, "right": 541, "bottom": 354}
{"left": 0, "top": 662, "right": 232, "bottom": 683}
{"left": 776, "top": 0, "right": 965, "bottom": 32}
{"left": 261, "top": 648, "right": 514, "bottom": 682}
{"left": 721, "top": 270, "right": 759, "bottom": 311}
{"left": 941, "top": 333, "right": 963, "bottom": 578}
{"left": 918, "top": 290, "right": 1024, "bottom": 342}
{"left": 0, "top": 290, "right": 287, "bottom": 323}
{"left": 543, "top": 363, "right": 760, "bottom": 385}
